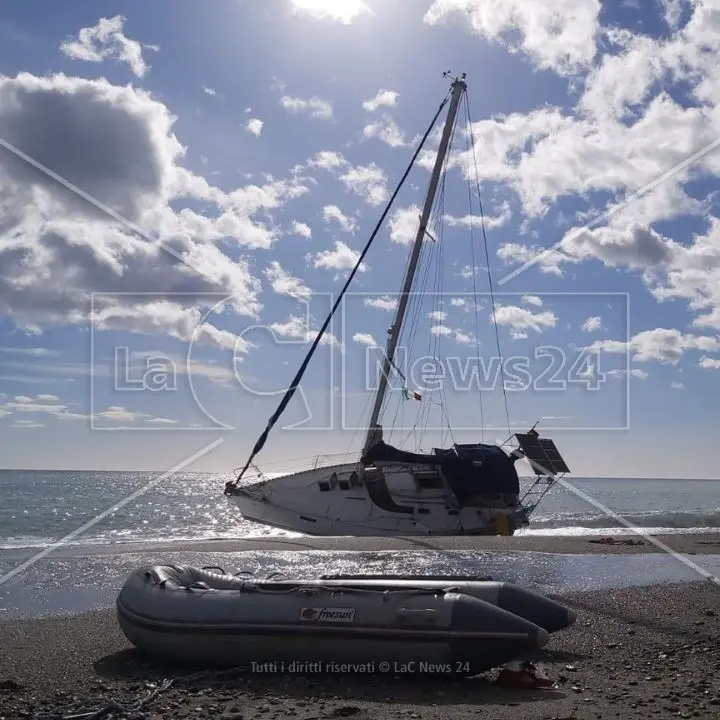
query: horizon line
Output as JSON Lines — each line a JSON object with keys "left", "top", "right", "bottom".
{"left": 1, "top": 468, "right": 719, "bottom": 482}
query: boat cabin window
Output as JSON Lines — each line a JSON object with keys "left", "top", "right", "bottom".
{"left": 412, "top": 469, "right": 444, "bottom": 490}
{"left": 319, "top": 471, "right": 360, "bottom": 492}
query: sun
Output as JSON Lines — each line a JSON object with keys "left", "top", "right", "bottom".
{"left": 290, "top": 0, "right": 373, "bottom": 24}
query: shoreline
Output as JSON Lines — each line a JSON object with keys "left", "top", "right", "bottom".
{"left": 3, "top": 531, "right": 718, "bottom": 559}
{"left": 1, "top": 580, "right": 718, "bottom": 719}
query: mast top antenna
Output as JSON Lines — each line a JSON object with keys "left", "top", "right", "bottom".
{"left": 442, "top": 70, "right": 467, "bottom": 83}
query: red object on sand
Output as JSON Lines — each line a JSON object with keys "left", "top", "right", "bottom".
{"left": 495, "top": 662, "right": 555, "bottom": 689}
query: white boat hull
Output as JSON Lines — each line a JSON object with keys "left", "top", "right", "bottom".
{"left": 227, "top": 461, "right": 529, "bottom": 537}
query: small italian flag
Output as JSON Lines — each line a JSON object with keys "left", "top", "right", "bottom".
{"left": 403, "top": 388, "right": 422, "bottom": 401}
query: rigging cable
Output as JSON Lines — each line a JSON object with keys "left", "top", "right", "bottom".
{"left": 436, "top": 176, "right": 455, "bottom": 449}
{"left": 384, "top": 176, "right": 440, "bottom": 444}
{"left": 418, "top": 156, "right": 447, "bottom": 450}
{"left": 464, "top": 93, "right": 511, "bottom": 438}
{"left": 462, "top": 92, "right": 486, "bottom": 444}
{"left": 393, "top": 233, "right": 436, "bottom": 450}
{"left": 228, "top": 90, "right": 452, "bottom": 487}
{"left": 380, "top": 154, "right": 440, "bottom": 444}
{"left": 416, "top": 104, "right": 457, "bottom": 451}
{"left": 401, "top": 179, "right": 441, "bottom": 448}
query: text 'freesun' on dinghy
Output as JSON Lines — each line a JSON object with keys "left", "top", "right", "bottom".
{"left": 117, "top": 566, "right": 576, "bottom": 673}
{"left": 224, "top": 74, "right": 571, "bottom": 537}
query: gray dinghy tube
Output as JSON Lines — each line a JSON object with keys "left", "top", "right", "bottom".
{"left": 315, "top": 574, "right": 576, "bottom": 634}
{"left": 117, "top": 566, "right": 549, "bottom": 674}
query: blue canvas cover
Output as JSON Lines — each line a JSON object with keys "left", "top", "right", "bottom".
{"left": 362, "top": 440, "right": 519, "bottom": 503}
{"left": 433, "top": 443, "right": 520, "bottom": 501}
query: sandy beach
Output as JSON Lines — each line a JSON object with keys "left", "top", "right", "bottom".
{"left": 121, "top": 532, "right": 720, "bottom": 556}
{"left": 1, "top": 535, "right": 719, "bottom": 719}
{"left": 20, "top": 531, "right": 720, "bottom": 560}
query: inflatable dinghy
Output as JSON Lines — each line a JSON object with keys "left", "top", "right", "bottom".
{"left": 117, "top": 566, "right": 556, "bottom": 674}
{"left": 314, "top": 573, "right": 575, "bottom": 634}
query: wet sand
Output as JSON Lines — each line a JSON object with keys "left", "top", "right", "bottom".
{"left": 18, "top": 531, "right": 720, "bottom": 560}
{"left": 1, "top": 580, "right": 719, "bottom": 719}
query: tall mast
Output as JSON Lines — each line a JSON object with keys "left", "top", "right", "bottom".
{"left": 363, "top": 74, "right": 466, "bottom": 454}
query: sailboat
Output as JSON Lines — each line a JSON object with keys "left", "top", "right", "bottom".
{"left": 224, "top": 74, "right": 570, "bottom": 537}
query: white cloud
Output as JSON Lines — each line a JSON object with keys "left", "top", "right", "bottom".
{"left": 203, "top": 86, "right": 217, "bottom": 96}
{"left": 428, "top": 311, "right": 447, "bottom": 322}
{"left": 457, "top": 92, "right": 716, "bottom": 223}
{"left": 322, "top": 205, "right": 357, "bottom": 232}
{"left": 497, "top": 243, "right": 565, "bottom": 276}
{"left": 430, "top": 324, "right": 474, "bottom": 345}
{"left": 587, "top": 328, "right": 720, "bottom": 364}
{"left": 308, "top": 150, "right": 348, "bottom": 170}
{"left": 222, "top": 176, "right": 310, "bottom": 217}
{"left": 388, "top": 205, "right": 420, "bottom": 245}
{"left": 5, "top": 400, "right": 73, "bottom": 416}
{"left": 60, "top": 15, "right": 158, "bottom": 77}
{"left": 424, "top": 0, "right": 601, "bottom": 76}
{"left": 245, "top": 118, "right": 264, "bottom": 137}
{"left": 0, "top": 72, "right": 312, "bottom": 349}
{"left": 560, "top": 225, "right": 673, "bottom": 270}
{"left": 269, "top": 314, "right": 340, "bottom": 347}
{"left": 444, "top": 202, "right": 512, "bottom": 231}
{"left": 579, "top": 31, "right": 666, "bottom": 122}
{"left": 264, "top": 261, "right": 311, "bottom": 300}
{"left": 650, "top": 218, "right": 720, "bottom": 331}
{"left": 363, "top": 116, "right": 406, "bottom": 147}
{"left": 607, "top": 368, "right": 649, "bottom": 380}
{"left": 521, "top": 295, "right": 543, "bottom": 307}
{"left": 494, "top": 306, "right": 557, "bottom": 333}
{"left": 310, "top": 241, "right": 367, "bottom": 273}
{"left": 364, "top": 296, "right": 397, "bottom": 311}
{"left": 699, "top": 356, "right": 720, "bottom": 370}
{"left": 115, "top": 351, "right": 239, "bottom": 387}
{"left": 291, "top": 221, "right": 312, "bottom": 239}
{"left": 671, "top": 381, "right": 685, "bottom": 389}
{"left": 11, "top": 419, "right": 43, "bottom": 428}
{"left": 353, "top": 332, "right": 377, "bottom": 347}
{"left": 280, "top": 95, "right": 333, "bottom": 120}
{"left": 660, "top": 0, "right": 686, "bottom": 30}
{"left": 339, "top": 163, "right": 389, "bottom": 206}
{"left": 582, "top": 316, "right": 602, "bottom": 332}
{"left": 94, "top": 405, "right": 148, "bottom": 423}
{"left": 423, "top": 0, "right": 720, "bottom": 346}
{"left": 0, "top": 394, "right": 139, "bottom": 423}
{"left": 453, "top": 330, "right": 474, "bottom": 344}
{"left": 0, "top": 347, "right": 61, "bottom": 357}
{"left": 289, "top": 0, "right": 372, "bottom": 24}
{"left": 363, "top": 90, "right": 399, "bottom": 112}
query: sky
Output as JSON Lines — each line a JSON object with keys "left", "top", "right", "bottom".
{"left": 0, "top": 0, "right": 719, "bottom": 478}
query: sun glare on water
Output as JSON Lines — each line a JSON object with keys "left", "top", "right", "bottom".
{"left": 290, "top": 0, "right": 373, "bottom": 24}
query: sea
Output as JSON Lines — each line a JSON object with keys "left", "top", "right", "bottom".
{"left": 1, "top": 471, "right": 719, "bottom": 618}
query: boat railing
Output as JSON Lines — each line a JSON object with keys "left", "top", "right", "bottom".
{"left": 233, "top": 451, "right": 359, "bottom": 486}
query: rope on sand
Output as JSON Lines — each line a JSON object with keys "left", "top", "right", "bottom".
{"left": 32, "top": 667, "right": 246, "bottom": 720}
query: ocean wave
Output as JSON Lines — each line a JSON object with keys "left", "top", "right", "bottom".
{"left": 518, "top": 526, "right": 716, "bottom": 536}
{"left": 531, "top": 509, "right": 720, "bottom": 530}
{"left": 0, "top": 528, "right": 298, "bottom": 550}
{"left": 2, "top": 508, "right": 719, "bottom": 550}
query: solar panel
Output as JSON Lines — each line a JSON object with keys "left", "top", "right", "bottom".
{"left": 514, "top": 433, "right": 570, "bottom": 475}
